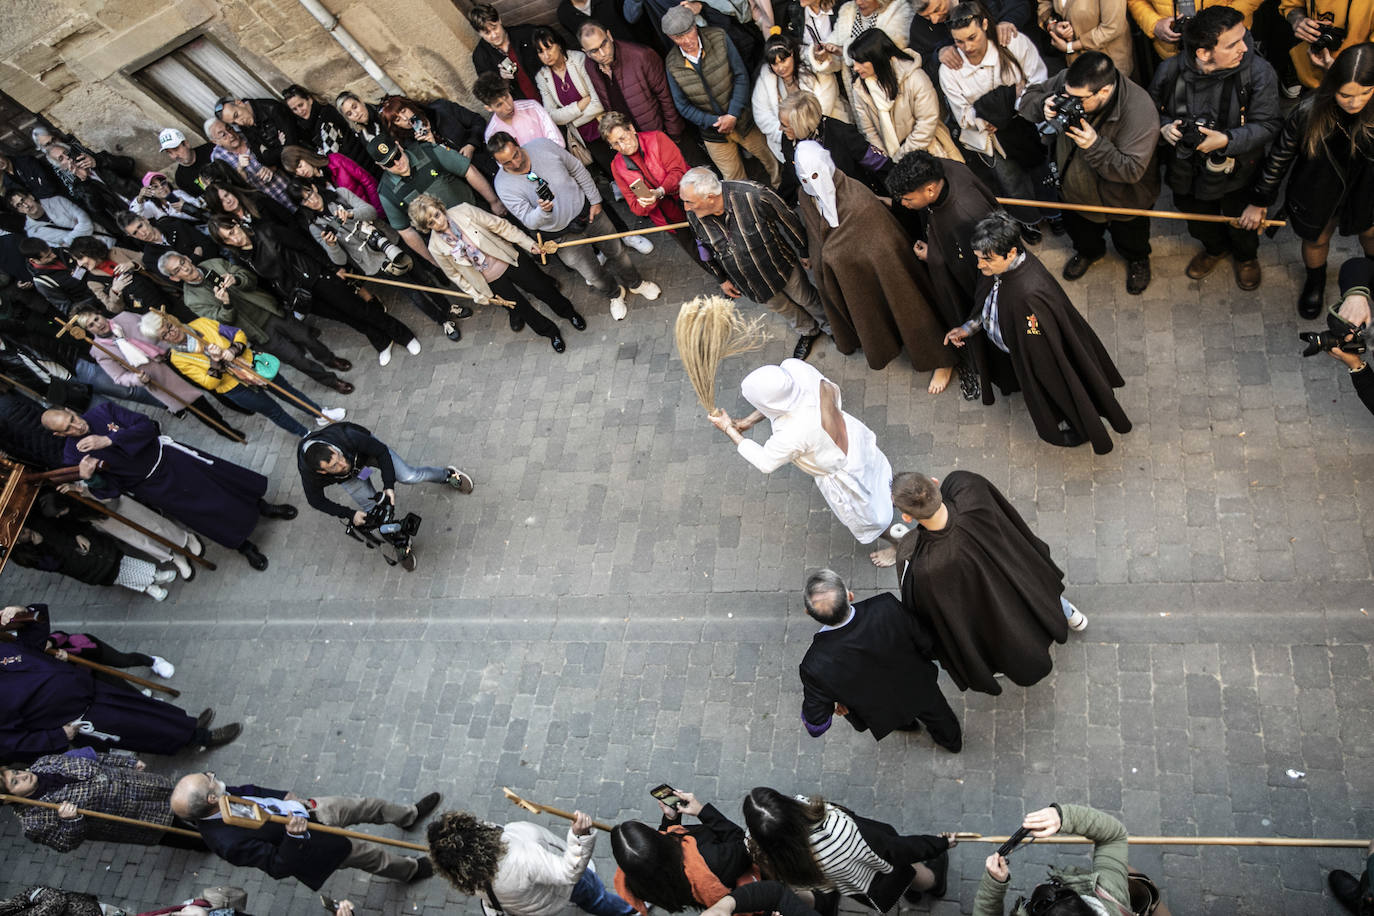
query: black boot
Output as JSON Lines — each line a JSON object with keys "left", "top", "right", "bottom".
{"left": 1298, "top": 264, "right": 1327, "bottom": 319}
{"left": 238, "top": 539, "right": 268, "bottom": 571}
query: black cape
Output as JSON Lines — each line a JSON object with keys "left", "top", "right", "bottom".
{"left": 975, "top": 251, "right": 1132, "bottom": 454}
{"left": 924, "top": 160, "right": 999, "bottom": 328}
{"left": 798, "top": 593, "right": 946, "bottom": 740}
{"left": 897, "top": 471, "right": 1068, "bottom": 695}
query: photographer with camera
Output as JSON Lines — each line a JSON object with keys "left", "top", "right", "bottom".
{"left": 1303, "top": 255, "right": 1374, "bottom": 415}
{"left": 1130, "top": 0, "right": 1261, "bottom": 62}
{"left": 297, "top": 421, "right": 473, "bottom": 527}
{"left": 1019, "top": 51, "right": 1160, "bottom": 294}
{"left": 1282, "top": 0, "right": 1374, "bottom": 88}
{"left": 1149, "top": 7, "right": 1281, "bottom": 291}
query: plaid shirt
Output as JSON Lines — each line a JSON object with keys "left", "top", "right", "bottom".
{"left": 687, "top": 180, "right": 807, "bottom": 302}
{"left": 209, "top": 141, "right": 295, "bottom": 212}
{"left": 16, "top": 752, "right": 174, "bottom": 852}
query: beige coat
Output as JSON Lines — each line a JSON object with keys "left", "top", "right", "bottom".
{"left": 426, "top": 203, "right": 541, "bottom": 299}
{"left": 1039, "top": 0, "right": 1134, "bottom": 75}
{"left": 850, "top": 57, "right": 963, "bottom": 161}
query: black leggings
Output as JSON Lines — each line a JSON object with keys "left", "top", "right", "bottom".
{"left": 489, "top": 252, "right": 580, "bottom": 339}
{"left": 61, "top": 634, "right": 155, "bottom": 669}
{"left": 311, "top": 276, "right": 417, "bottom": 352}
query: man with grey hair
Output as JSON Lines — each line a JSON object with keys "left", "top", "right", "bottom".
{"left": 679, "top": 167, "right": 829, "bottom": 360}
{"left": 796, "top": 569, "right": 961, "bottom": 751}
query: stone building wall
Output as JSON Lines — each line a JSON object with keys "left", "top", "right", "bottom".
{"left": 0, "top": 0, "right": 493, "bottom": 170}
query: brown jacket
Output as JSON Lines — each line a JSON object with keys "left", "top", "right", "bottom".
{"left": 1039, "top": 0, "right": 1134, "bottom": 74}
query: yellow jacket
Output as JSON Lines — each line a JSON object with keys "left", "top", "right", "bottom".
{"left": 1280, "top": 0, "right": 1374, "bottom": 86}
{"left": 166, "top": 317, "right": 252, "bottom": 395}
{"left": 1128, "top": 0, "right": 1261, "bottom": 59}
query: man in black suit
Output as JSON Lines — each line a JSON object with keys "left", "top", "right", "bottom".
{"left": 170, "top": 772, "right": 441, "bottom": 889}
{"left": 797, "top": 569, "right": 962, "bottom": 752}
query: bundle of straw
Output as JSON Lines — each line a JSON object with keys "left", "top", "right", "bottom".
{"left": 674, "top": 296, "right": 770, "bottom": 413}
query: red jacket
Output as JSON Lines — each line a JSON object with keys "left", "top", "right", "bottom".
{"left": 611, "top": 131, "right": 688, "bottom": 227}
{"left": 582, "top": 40, "right": 686, "bottom": 140}
{"left": 326, "top": 151, "right": 381, "bottom": 211}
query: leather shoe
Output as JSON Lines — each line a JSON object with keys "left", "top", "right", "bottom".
{"left": 258, "top": 500, "right": 298, "bottom": 520}
{"left": 1125, "top": 258, "right": 1152, "bottom": 295}
{"left": 792, "top": 330, "right": 821, "bottom": 360}
{"left": 1062, "top": 253, "right": 1101, "bottom": 281}
{"left": 1020, "top": 223, "right": 1043, "bottom": 246}
{"left": 238, "top": 540, "right": 269, "bottom": 571}
{"left": 328, "top": 378, "right": 355, "bottom": 395}
{"left": 205, "top": 723, "right": 242, "bottom": 749}
{"left": 443, "top": 320, "right": 462, "bottom": 342}
{"left": 1233, "top": 258, "right": 1261, "bottom": 291}
{"left": 569, "top": 312, "right": 587, "bottom": 331}
{"left": 1186, "top": 249, "right": 1225, "bottom": 279}
{"left": 509, "top": 310, "right": 525, "bottom": 332}
{"left": 1047, "top": 215, "right": 1066, "bottom": 235}
{"left": 195, "top": 708, "right": 215, "bottom": 730}
{"left": 324, "top": 357, "right": 351, "bottom": 372}
{"left": 409, "top": 792, "right": 442, "bottom": 828}
{"left": 1328, "top": 869, "right": 1363, "bottom": 912}
{"left": 550, "top": 335, "right": 566, "bottom": 353}
{"left": 409, "top": 856, "right": 435, "bottom": 883}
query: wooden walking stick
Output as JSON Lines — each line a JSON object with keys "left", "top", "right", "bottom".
{"left": 54, "top": 317, "right": 246, "bottom": 444}
{"left": 542, "top": 221, "right": 691, "bottom": 253}
{"left": 340, "top": 273, "right": 516, "bottom": 309}
{"left": 0, "top": 631, "right": 180, "bottom": 697}
{"left": 0, "top": 794, "right": 202, "bottom": 839}
{"left": 58, "top": 486, "right": 214, "bottom": 571}
{"left": 993, "top": 198, "right": 1288, "bottom": 229}
{"left": 163, "top": 311, "right": 330, "bottom": 422}
{"left": 957, "top": 833, "right": 1368, "bottom": 848}
{"left": 218, "top": 796, "right": 428, "bottom": 850}
{"left": 501, "top": 787, "right": 613, "bottom": 832}
{"left": 0, "top": 371, "right": 50, "bottom": 404}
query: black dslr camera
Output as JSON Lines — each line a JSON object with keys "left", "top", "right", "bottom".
{"left": 1040, "top": 93, "right": 1087, "bottom": 136}
{"left": 1312, "top": 21, "right": 1348, "bottom": 51}
{"left": 344, "top": 492, "right": 423, "bottom": 570}
{"left": 1300, "top": 311, "right": 1369, "bottom": 357}
{"left": 1175, "top": 116, "right": 1215, "bottom": 157}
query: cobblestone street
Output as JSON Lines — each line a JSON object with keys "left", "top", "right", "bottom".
{"left": 2, "top": 214, "right": 1372, "bottom": 915}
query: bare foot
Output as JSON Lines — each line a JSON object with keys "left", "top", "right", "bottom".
{"left": 928, "top": 367, "right": 953, "bottom": 395}
{"left": 870, "top": 546, "right": 897, "bottom": 567}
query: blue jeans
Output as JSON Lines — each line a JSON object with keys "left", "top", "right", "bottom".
{"left": 222, "top": 373, "right": 320, "bottom": 437}
{"left": 74, "top": 359, "right": 163, "bottom": 409}
{"left": 569, "top": 868, "right": 636, "bottom": 916}
{"left": 336, "top": 448, "right": 448, "bottom": 508}
{"left": 1061, "top": 596, "right": 1077, "bottom": 618}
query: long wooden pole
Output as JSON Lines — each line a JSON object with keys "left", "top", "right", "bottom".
{"left": 994, "top": 197, "right": 1287, "bottom": 228}
{"left": 222, "top": 797, "right": 427, "bottom": 851}
{"left": 501, "top": 787, "right": 613, "bottom": 832}
{"left": 0, "top": 631, "right": 180, "bottom": 696}
{"left": 166, "top": 313, "right": 328, "bottom": 422}
{"left": 55, "top": 318, "right": 245, "bottom": 444}
{"left": 956, "top": 833, "right": 1367, "bottom": 848}
{"left": 546, "top": 221, "right": 690, "bottom": 251}
{"left": 60, "top": 487, "right": 214, "bottom": 571}
{"left": 0, "top": 371, "right": 49, "bottom": 404}
{"left": 0, "top": 793, "right": 201, "bottom": 838}
{"left": 341, "top": 273, "right": 515, "bottom": 309}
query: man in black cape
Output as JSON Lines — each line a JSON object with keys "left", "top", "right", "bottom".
{"left": 797, "top": 569, "right": 961, "bottom": 752}
{"left": 892, "top": 471, "right": 1085, "bottom": 696}
{"left": 944, "top": 212, "right": 1132, "bottom": 454}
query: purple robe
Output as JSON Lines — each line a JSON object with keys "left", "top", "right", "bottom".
{"left": 65, "top": 402, "right": 267, "bottom": 548}
{"left": 0, "top": 605, "right": 197, "bottom": 763}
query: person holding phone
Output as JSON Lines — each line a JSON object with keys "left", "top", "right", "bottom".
{"left": 610, "top": 788, "right": 754, "bottom": 914}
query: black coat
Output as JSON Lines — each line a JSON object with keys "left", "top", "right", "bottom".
{"left": 2, "top": 154, "right": 66, "bottom": 200}
{"left": 296, "top": 421, "right": 397, "bottom": 519}
{"left": 897, "top": 471, "right": 1069, "bottom": 695}
{"left": 654, "top": 803, "right": 752, "bottom": 890}
{"left": 9, "top": 515, "right": 122, "bottom": 587}
{"left": 239, "top": 98, "right": 302, "bottom": 168}
{"left": 923, "top": 160, "right": 999, "bottom": 328}
{"left": 135, "top": 218, "right": 214, "bottom": 272}
{"left": 798, "top": 593, "right": 943, "bottom": 740}
{"left": 197, "top": 784, "right": 352, "bottom": 891}
{"left": 0, "top": 392, "right": 65, "bottom": 468}
{"left": 472, "top": 24, "right": 546, "bottom": 100}
{"left": 974, "top": 251, "right": 1132, "bottom": 454}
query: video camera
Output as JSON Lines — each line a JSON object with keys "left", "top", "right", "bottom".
{"left": 1039, "top": 93, "right": 1087, "bottom": 136}
{"left": 343, "top": 492, "right": 423, "bottom": 570}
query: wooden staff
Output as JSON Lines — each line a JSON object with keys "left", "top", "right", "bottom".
{"left": 0, "top": 631, "right": 180, "bottom": 696}
{"left": 59, "top": 486, "right": 214, "bottom": 571}
{"left": 544, "top": 221, "right": 691, "bottom": 252}
{"left": 0, "top": 371, "right": 49, "bottom": 404}
{"left": 994, "top": 198, "right": 1287, "bottom": 229}
{"left": 54, "top": 317, "right": 245, "bottom": 444}
{"left": 26, "top": 467, "right": 85, "bottom": 483}
{"left": 501, "top": 787, "right": 613, "bottom": 832}
{"left": 957, "top": 833, "right": 1367, "bottom": 848}
{"left": 163, "top": 312, "right": 329, "bottom": 422}
{"left": 0, "top": 794, "right": 201, "bottom": 838}
{"left": 1, "top": 610, "right": 37, "bottom": 626}
{"left": 340, "top": 273, "right": 515, "bottom": 309}
{"left": 219, "top": 796, "right": 427, "bottom": 851}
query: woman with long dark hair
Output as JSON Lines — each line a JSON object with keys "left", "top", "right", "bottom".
{"left": 203, "top": 180, "right": 294, "bottom": 229}
{"left": 1241, "top": 43, "right": 1374, "bottom": 318}
{"left": 376, "top": 94, "right": 496, "bottom": 178}
{"left": 283, "top": 84, "right": 373, "bottom": 168}
{"left": 741, "top": 788, "right": 955, "bottom": 909}
{"left": 281, "top": 144, "right": 381, "bottom": 210}
{"left": 206, "top": 216, "right": 422, "bottom": 367}
{"left": 753, "top": 33, "right": 847, "bottom": 166}
{"left": 610, "top": 789, "right": 753, "bottom": 914}
{"left": 849, "top": 29, "right": 963, "bottom": 163}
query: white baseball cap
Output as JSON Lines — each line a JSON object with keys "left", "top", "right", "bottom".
{"left": 158, "top": 128, "right": 186, "bottom": 151}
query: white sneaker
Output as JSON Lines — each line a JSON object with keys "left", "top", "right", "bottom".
{"left": 316, "top": 406, "right": 347, "bottom": 427}
{"left": 185, "top": 532, "right": 203, "bottom": 557}
{"left": 378, "top": 344, "right": 393, "bottom": 367}
{"left": 144, "top": 584, "right": 168, "bottom": 602}
{"left": 629, "top": 280, "right": 660, "bottom": 300}
{"left": 171, "top": 553, "right": 193, "bottom": 580}
{"left": 405, "top": 338, "right": 421, "bottom": 355}
{"left": 150, "top": 656, "right": 176, "bottom": 679}
{"left": 609, "top": 287, "right": 628, "bottom": 321}
{"left": 1066, "top": 603, "right": 1088, "bottom": 632}
{"left": 624, "top": 234, "right": 654, "bottom": 254}
{"left": 153, "top": 568, "right": 177, "bottom": 585}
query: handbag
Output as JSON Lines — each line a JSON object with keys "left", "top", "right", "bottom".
{"left": 565, "top": 124, "right": 595, "bottom": 166}
{"left": 251, "top": 352, "right": 281, "bottom": 379}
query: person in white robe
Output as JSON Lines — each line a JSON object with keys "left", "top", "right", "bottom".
{"left": 708, "top": 358, "right": 901, "bottom": 566}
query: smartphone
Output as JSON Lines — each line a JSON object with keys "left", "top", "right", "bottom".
{"left": 997, "top": 825, "right": 1033, "bottom": 858}
{"left": 650, "top": 783, "right": 685, "bottom": 809}
{"left": 201, "top": 268, "right": 225, "bottom": 289}
{"left": 628, "top": 178, "right": 651, "bottom": 198}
